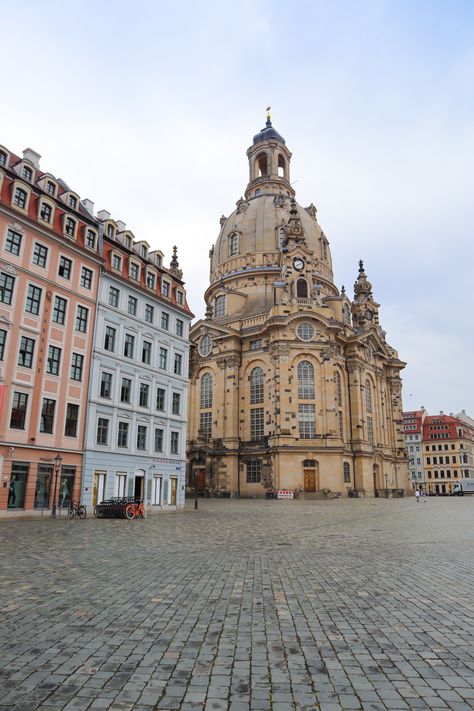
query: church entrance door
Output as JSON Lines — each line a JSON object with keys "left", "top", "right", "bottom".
{"left": 303, "top": 469, "right": 317, "bottom": 492}
{"left": 195, "top": 467, "right": 206, "bottom": 491}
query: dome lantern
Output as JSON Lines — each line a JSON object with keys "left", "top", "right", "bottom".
{"left": 245, "top": 111, "right": 293, "bottom": 200}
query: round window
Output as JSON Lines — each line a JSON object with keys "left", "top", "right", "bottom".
{"left": 296, "top": 322, "right": 315, "bottom": 342}
{"left": 198, "top": 334, "right": 212, "bottom": 357}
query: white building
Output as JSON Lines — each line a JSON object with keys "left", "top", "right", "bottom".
{"left": 403, "top": 409, "right": 426, "bottom": 489}
{"left": 82, "top": 217, "right": 193, "bottom": 511}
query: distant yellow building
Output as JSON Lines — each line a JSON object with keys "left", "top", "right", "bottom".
{"left": 187, "top": 118, "right": 409, "bottom": 497}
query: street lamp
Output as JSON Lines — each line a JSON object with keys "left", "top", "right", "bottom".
{"left": 51, "top": 453, "right": 63, "bottom": 518}
{"left": 194, "top": 467, "right": 199, "bottom": 510}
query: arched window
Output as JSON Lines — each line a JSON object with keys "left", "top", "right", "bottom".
{"left": 278, "top": 154, "right": 286, "bottom": 178}
{"left": 250, "top": 367, "right": 264, "bottom": 404}
{"left": 338, "top": 411, "right": 344, "bottom": 440}
{"left": 256, "top": 152, "right": 268, "bottom": 177}
{"left": 214, "top": 294, "right": 226, "bottom": 318}
{"left": 365, "top": 379, "right": 373, "bottom": 413}
{"left": 335, "top": 371, "right": 342, "bottom": 406}
{"left": 200, "top": 373, "right": 213, "bottom": 409}
{"left": 298, "top": 361, "right": 314, "bottom": 399}
{"left": 343, "top": 462, "right": 351, "bottom": 483}
{"left": 229, "top": 233, "right": 239, "bottom": 256}
{"left": 296, "top": 278, "right": 308, "bottom": 298}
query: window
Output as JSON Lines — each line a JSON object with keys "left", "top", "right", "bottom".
{"left": 154, "top": 428, "right": 164, "bottom": 452}
{"left": 116, "top": 473, "right": 127, "bottom": 497}
{"left": 107, "top": 224, "right": 115, "bottom": 238}
{"left": 161, "top": 312, "right": 169, "bottom": 330}
{"left": 5, "top": 228, "right": 22, "bottom": 255}
{"left": 128, "top": 295, "right": 137, "bottom": 315}
{"left": 250, "top": 408, "right": 264, "bottom": 439}
{"left": 104, "top": 326, "right": 116, "bottom": 352}
{"left": 0, "top": 272, "right": 15, "bottom": 304}
{"left": 47, "top": 345, "right": 61, "bottom": 375}
{"left": 111, "top": 254, "right": 122, "bottom": 270}
{"left": 176, "top": 290, "right": 184, "bottom": 305}
{"left": 172, "top": 392, "right": 181, "bottom": 415}
{"left": 146, "top": 271, "right": 156, "bottom": 289}
{"left": 18, "top": 336, "right": 35, "bottom": 368}
{"left": 200, "top": 373, "right": 213, "bottom": 409}
{"left": 338, "top": 411, "right": 344, "bottom": 440}
{"left": 0, "top": 329, "right": 6, "bottom": 360}
{"left": 117, "top": 422, "right": 129, "bottom": 448}
{"left": 297, "top": 361, "right": 314, "bottom": 399}
{"left": 367, "top": 416, "right": 374, "bottom": 444}
{"left": 145, "top": 304, "right": 154, "bottom": 323}
{"left": 39, "top": 202, "right": 52, "bottom": 223}
{"left": 129, "top": 262, "right": 140, "bottom": 281}
{"left": 156, "top": 387, "right": 165, "bottom": 411}
{"left": 246, "top": 461, "right": 261, "bottom": 483}
{"left": 199, "top": 412, "right": 212, "bottom": 442}
{"left": 70, "top": 352, "right": 84, "bottom": 381}
{"left": 22, "top": 165, "right": 33, "bottom": 181}
{"left": 298, "top": 404, "right": 316, "bottom": 439}
{"left": 80, "top": 267, "right": 93, "bottom": 289}
{"left": 64, "top": 405, "right": 79, "bottom": 437}
{"left": 170, "top": 431, "right": 179, "bottom": 454}
{"left": 137, "top": 425, "right": 147, "bottom": 450}
{"left": 199, "top": 334, "right": 212, "bottom": 357}
{"left": 249, "top": 339, "right": 262, "bottom": 350}
{"left": 343, "top": 303, "right": 351, "bottom": 326}
{"left": 296, "top": 322, "right": 314, "bottom": 341}
{"left": 40, "top": 399, "right": 55, "bottom": 434}
{"left": 75, "top": 305, "right": 89, "bottom": 332}
{"left": 174, "top": 353, "right": 183, "bottom": 375}
{"left": 10, "top": 392, "right": 28, "bottom": 429}
{"left": 109, "top": 286, "right": 120, "bottom": 307}
{"left": 25, "top": 285, "right": 42, "bottom": 315}
{"left": 0, "top": 150, "right": 6, "bottom": 166}
{"left": 365, "top": 380, "right": 373, "bottom": 413}
{"left": 64, "top": 217, "right": 76, "bottom": 237}
{"left": 296, "top": 278, "right": 308, "bottom": 298}
{"left": 162, "top": 280, "right": 170, "bottom": 297}
{"left": 100, "top": 372, "right": 113, "bottom": 398}
{"left": 159, "top": 347, "right": 167, "bottom": 369}
{"left": 214, "top": 294, "right": 225, "bottom": 317}
{"left": 120, "top": 378, "right": 132, "bottom": 403}
{"left": 52, "top": 296, "right": 67, "bottom": 325}
{"left": 58, "top": 256, "right": 72, "bottom": 279}
{"left": 229, "top": 233, "right": 239, "bottom": 256}
{"left": 13, "top": 187, "right": 27, "bottom": 209}
{"left": 46, "top": 181, "right": 55, "bottom": 196}
{"left": 139, "top": 383, "right": 149, "bottom": 407}
{"left": 68, "top": 195, "right": 77, "bottom": 209}
{"left": 335, "top": 371, "right": 342, "bottom": 406}
{"left": 96, "top": 418, "right": 109, "bottom": 445}
{"left": 250, "top": 367, "right": 264, "bottom": 404}
{"left": 32, "top": 243, "right": 48, "bottom": 267}
{"left": 343, "top": 462, "right": 351, "bottom": 483}
{"left": 142, "top": 341, "right": 152, "bottom": 364}
{"left": 176, "top": 319, "right": 184, "bottom": 337}
{"left": 85, "top": 230, "right": 96, "bottom": 249}
{"left": 124, "top": 334, "right": 135, "bottom": 358}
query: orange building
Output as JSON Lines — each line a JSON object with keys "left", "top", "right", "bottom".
{"left": 0, "top": 145, "right": 101, "bottom": 513}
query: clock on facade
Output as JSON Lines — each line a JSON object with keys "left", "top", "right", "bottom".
{"left": 293, "top": 257, "right": 305, "bottom": 271}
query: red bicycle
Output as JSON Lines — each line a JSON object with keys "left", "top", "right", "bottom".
{"left": 125, "top": 498, "right": 145, "bottom": 520}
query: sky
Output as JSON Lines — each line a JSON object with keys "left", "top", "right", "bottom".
{"left": 1, "top": 0, "right": 473, "bottom": 415}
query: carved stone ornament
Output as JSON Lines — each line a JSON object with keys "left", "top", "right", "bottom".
{"left": 305, "top": 203, "right": 317, "bottom": 220}
{"left": 273, "top": 195, "right": 286, "bottom": 208}
{"left": 220, "top": 215, "right": 227, "bottom": 226}
{"left": 236, "top": 198, "right": 249, "bottom": 214}
{"left": 0, "top": 263, "right": 17, "bottom": 276}
{"left": 284, "top": 199, "right": 305, "bottom": 243}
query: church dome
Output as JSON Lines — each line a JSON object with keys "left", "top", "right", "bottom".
{"left": 253, "top": 119, "right": 286, "bottom": 145}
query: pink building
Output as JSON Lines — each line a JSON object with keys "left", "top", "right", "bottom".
{"left": 0, "top": 144, "right": 101, "bottom": 513}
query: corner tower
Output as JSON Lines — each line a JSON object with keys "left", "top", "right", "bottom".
{"left": 187, "top": 116, "right": 409, "bottom": 499}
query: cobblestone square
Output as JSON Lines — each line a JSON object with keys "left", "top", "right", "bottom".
{"left": 0, "top": 498, "right": 473, "bottom": 710}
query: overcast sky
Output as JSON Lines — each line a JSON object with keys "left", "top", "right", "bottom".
{"left": 1, "top": 0, "right": 473, "bottom": 415}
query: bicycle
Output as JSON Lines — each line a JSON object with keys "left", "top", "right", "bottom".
{"left": 125, "top": 498, "right": 145, "bottom": 520}
{"left": 68, "top": 501, "right": 87, "bottom": 519}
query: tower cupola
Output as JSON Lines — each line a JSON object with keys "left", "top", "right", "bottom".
{"left": 245, "top": 108, "right": 294, "bottom": 200}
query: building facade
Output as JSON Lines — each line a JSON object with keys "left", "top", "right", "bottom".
{"left": 422, "top": 412, "right": 473, "bottom": 495}
{"left": 187, "top": 117, "right": 409, "bottom": 497}
{"left": 82, "top": 215, "right": 193, "bottom": 511}
{"left": 0, "top": 145, "right": 101, "bottom": 512}
{"left": 403, "top": 409, "right": 426, "bottom": 489}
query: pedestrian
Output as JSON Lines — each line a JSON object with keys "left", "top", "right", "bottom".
{"left": 421, "top": 488, "right": 427, "bottom": 502}
{"left": 415, "top": 489, "right": 420, "bottom": 503}
{"left": 8, "top": 478, "right": 16, "bottom": 507}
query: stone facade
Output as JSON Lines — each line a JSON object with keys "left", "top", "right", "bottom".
{"left": 187, "top": 117, "right": 409, "bottom": 498}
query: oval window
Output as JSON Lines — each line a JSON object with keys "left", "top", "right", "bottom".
{"left": 198, "top": 334, "right": 212, "bottom": 357}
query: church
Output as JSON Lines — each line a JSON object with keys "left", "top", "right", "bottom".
{"left": 187, "top": 115, "right": 409, "bottom": 497}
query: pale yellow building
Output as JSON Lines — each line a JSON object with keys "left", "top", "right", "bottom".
{"left": 187, "top": 117, "right": 409, "bottom": 497}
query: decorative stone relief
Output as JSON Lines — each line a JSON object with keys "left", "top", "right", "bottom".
{"left": 236, "top": 198, "right": 249, "bottom": 214}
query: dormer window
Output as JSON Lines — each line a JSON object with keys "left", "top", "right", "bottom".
{"left": 85, "top": 229, "right": 97, "bottom": 249}
{"left": 0, "top": 151, "right": 7, "bottom": 166}
{"left": 46, "top": 181, "right": 56, "bottom": 196}
{"left": 22, "top": 165, "right": 33, "bottom": 181}
{"left": 107, "top": 224, "right": 115, "bottom": 239}
{"left": 176, "top": 290, "right": 184, "bottom": 305}
{"left": 12, "top": 186, "right": 28, "bottom": 209}
{"left": 124, "top": 235, "right": 132, "bottom": 249}
{"left": 39, "top": 202, "right": 53, "bottom": 223}
{"left": 129, "top": 261, "right": 140, "bottom": 281}
{"left": 68, "top": 195, "right": 77, "bottom": 209}
{"left": 140, "top": 245, "right": 147, "bottom": 259}
{"left": 146, "top": 271, "right": 156, "bottom": 289}
{"left": 161, "top": 279, "right": 170, "bottom": 298}
{"left": 64, "top": 216, "right": 77, "bottom": 238}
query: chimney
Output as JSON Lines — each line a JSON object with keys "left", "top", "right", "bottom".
{"left": 116, "top": 220, "right": 126, "bottom": 233}
{"left": 450, "top": 412, "right": 453, "bottom": 417}
{"left": 81, "top": 198, "right": 94, "bottom": 216}
{"left": 440, "top": 410, "right": 444, "bottom": 415}
{"left": 97, "top": 209, "right": 111, "bottom": 222}
{"left": 23, "top": 148, "right": 41, "bottom": 169}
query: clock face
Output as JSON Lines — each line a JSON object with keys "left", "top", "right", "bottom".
{"left": 365, "top": 309, "right": 374, "bottom": 321}
{"left": 293, "top": 258, "right": 305, "bottom": 271}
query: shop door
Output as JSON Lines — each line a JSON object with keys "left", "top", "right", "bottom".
{"left": 170, "top": 477, "right": 177, "bottom": 505}
{"left": 35, "top": 465, "right": 52, "bottom": 509}
{"left": 93, "top": 471, "right": 106, "bottom": 505}
{"left": 134, "top": 475, "right": 144, "bottom": 499}
{"left": 8, "top": 464, "right": 29, "bottom": 509}
{"left": 304, "top": 469, "right": 316, "bottom": 492}
{"left": 153, "top": 477, "right": 162, "bottom": 505}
